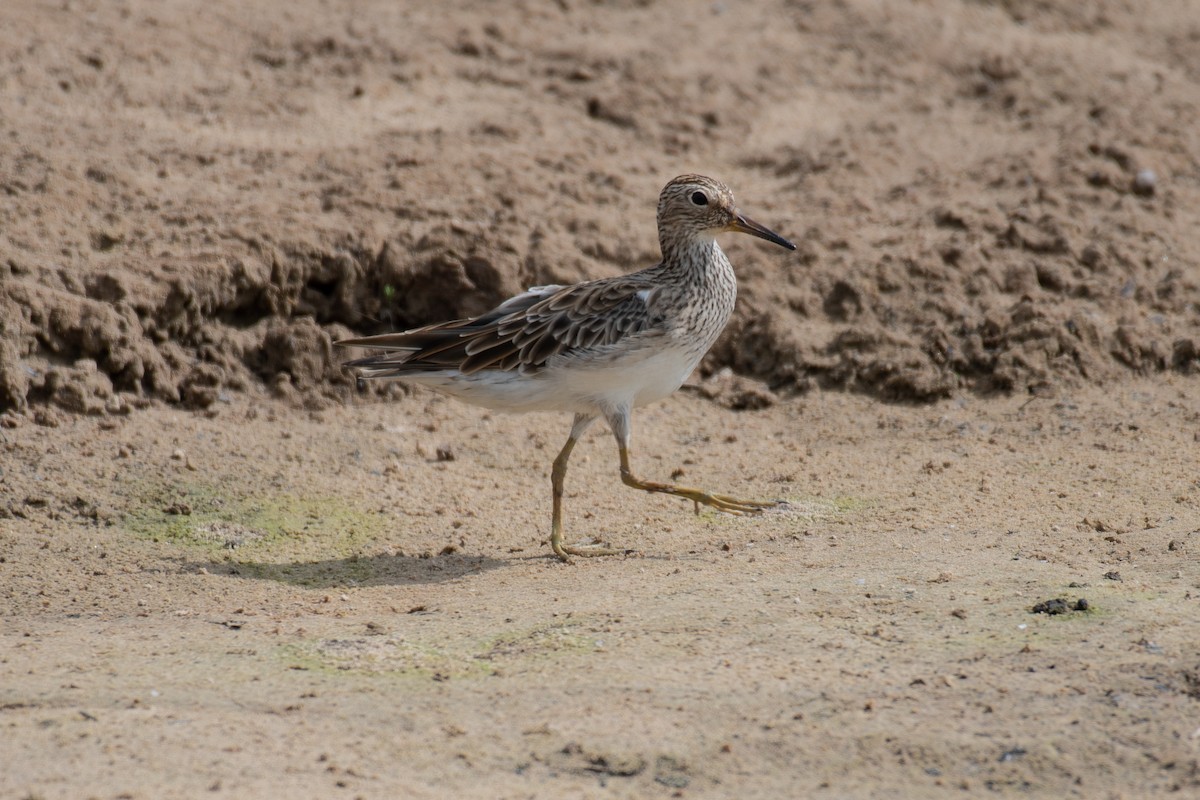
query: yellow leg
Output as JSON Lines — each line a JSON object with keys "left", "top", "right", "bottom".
{"left": 549, "top": 415, "right": 617, "bottom": 562}
{"left": 618, "top": 446, "right": 780, "bottom": 515}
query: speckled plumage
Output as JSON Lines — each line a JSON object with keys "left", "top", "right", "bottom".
{"left": 339, "top": 175, "right": 795, "bottom": 560}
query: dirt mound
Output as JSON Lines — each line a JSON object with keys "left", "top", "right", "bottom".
{"left": 2, "top": 0, "right": 1198, "bottom": 415}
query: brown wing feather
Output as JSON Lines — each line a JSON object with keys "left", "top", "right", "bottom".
{"left": 338, "top": 276, "right": 665, "bottom": 378}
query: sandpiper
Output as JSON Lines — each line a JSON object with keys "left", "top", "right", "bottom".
{"left": 339, "top": 174, "right": 795, "bottom": 561}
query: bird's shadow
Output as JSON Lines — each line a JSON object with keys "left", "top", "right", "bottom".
{"left": 178, "top": 551, "right": 513, "bottom": 588}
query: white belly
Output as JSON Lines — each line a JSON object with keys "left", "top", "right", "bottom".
{"left": 556, "top": 342, "right": 699, "bottom": 410}
{"left": 412, "top": 340, "right": 701, "bottom": 415}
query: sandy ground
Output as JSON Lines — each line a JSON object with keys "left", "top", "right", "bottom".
{"left": 3, "top": 378, "right": 1200, "bottom": 798}
{"left": 3, "top": 0, "right": 1200, "bottom": 797}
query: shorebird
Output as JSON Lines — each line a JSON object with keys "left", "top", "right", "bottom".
{"left": 338, "top": 174, "right": 795, "bottom": 561}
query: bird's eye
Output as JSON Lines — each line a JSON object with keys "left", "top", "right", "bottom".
{"left": 690, "top": 191, "right": 708, "bottom": 206}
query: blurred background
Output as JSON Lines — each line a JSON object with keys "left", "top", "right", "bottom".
{"left": 2, "top": 0, "right": 1197, "bottom": 415}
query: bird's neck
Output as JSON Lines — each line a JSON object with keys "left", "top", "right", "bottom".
{"left": 660, "top": 235, "right": 723, "bottom": 279}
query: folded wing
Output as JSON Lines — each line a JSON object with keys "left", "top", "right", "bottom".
{"left": 339, "top": 278, "right": 664, "bottom": 378}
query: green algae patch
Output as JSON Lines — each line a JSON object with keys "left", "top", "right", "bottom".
{"left": 283, "top": 621, "right": 598, "bottom": 679}
{"left": 283, "top": 637, "right": 494, "bottom": 680}
{"left": 480, "top": 621, "right": 596, "bottom": 662}
{"left": 828, "top": 495, "right": 871, "bottom": 513}
{"left": 122, "top": 479, "right": 386, "bottom": 562}
{"left": 701, "top": 494, "right": 865, "bottom": 524}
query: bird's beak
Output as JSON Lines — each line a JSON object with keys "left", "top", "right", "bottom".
{"left": 728, "top": 211, "right": 796, "bottom": 251}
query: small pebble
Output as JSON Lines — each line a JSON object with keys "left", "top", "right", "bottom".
{"left": 1133, "top": 168, "right": 1157, "bottom": 196}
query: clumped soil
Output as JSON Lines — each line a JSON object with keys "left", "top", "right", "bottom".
{"left": 2, "top": 1, "right": 1200, "bottom": 798}
{"left": 2, "top": 0, "right": 1199, "bottom": 416}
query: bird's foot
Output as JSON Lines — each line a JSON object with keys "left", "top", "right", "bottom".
{"left": 687, "top": 491, "right": 786, "bottom": 515}
{"left": 550, "top": 533, "right": 621, "bottom": 562}
{"left": 626, "top": 476, "right": 783, "bottom": 516}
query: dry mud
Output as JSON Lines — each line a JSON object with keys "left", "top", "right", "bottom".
{"left": 2, "top": 0, "right": 1199, "bottom": 414}
{"left": 2, "top": 0, "right": 1200, "bottom": 798}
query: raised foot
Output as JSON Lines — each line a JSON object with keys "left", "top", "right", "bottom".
{"left": 694, "top": 493, "right": 787, "bottom": 515}
{"left": 631, "top": 478, "right": 786, "bottom": 516}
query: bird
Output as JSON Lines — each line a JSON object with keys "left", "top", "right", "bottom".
{"left": 338, "top": 174, "right": 796, "bottom": 561}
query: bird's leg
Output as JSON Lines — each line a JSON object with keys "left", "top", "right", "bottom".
{"left": 609, "top": 407, "right": 780, "bottom": 516}
{"left": 549, "top": 414, "right": 616, "bottom": 561}
{"left": 617, "top": 446, "right": 778, "bottom": 514}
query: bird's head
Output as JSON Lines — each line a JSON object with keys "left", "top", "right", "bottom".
{"left": 657, "top": 174, "right": 796, "bottom": 253}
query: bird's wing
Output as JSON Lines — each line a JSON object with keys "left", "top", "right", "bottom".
{"left": 339, "top": 276, "right": 665, "bottom": 377}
